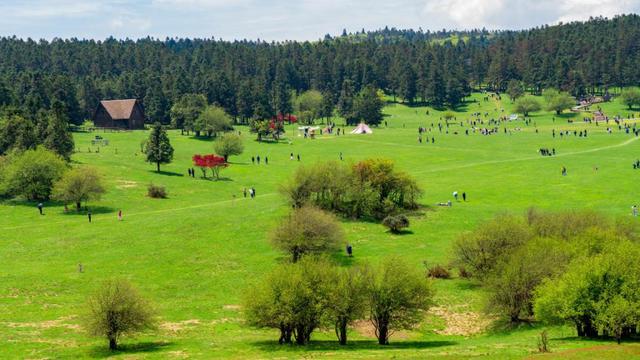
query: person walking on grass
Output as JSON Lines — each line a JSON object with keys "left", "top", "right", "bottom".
{"left": 243, "top": 188, "right": 247, "bottom": 198}
{"left": 453, "top": 191, "right": 459, "bottom": 201}
{"left": 265, "top": 156, "right": 268, "bottom": 165}
{"left": 87, "top": 210, "right": 92, "bottom": 223}
{"left": 118, "top": 210, "right": 122, "bottom": 221}
{"left": 37, "top": 203, "right": 44, "bottom": 215}
{"left": 633, "top": 205, "right": 638, "bottom": 217}
{"left": 256, "top": 155, "right": 260, "bottom": 164}
{"left": 462, "top": 192, "right": 467, "bottom": 202}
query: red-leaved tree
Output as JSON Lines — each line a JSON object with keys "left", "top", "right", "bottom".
{"left": 192, "top": 154, "right": 228, "bottom": 179}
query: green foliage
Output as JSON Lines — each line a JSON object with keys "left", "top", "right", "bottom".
{"left": 620, "top": 88, "right": 640, "bottom": 109}
{"left": 295, "top": 90, "right": 324, "bottom": 125}
{"left": 86, "top": 279, "right": 157, "bottom": 350}
{"left": 453, "top": 214, "right": 532, "bottom": 280}
{"left": 270, "top": 205, "right": 344, "bottom": 262}
{"left": 368, "top": 257, "right": 433, "bottom": 345}
{"left": 514, "top": 96, "right": 541, "bottom": 116}
{"left": 0, "top": 115, "right": 38, "bottom": 155}
{"left": 0, "top": 147, "right": 67, "bottom": 200}
{"left": 350, "top": 86, "right": 384, "bottom": 126}
{"left": 170, "top": 94, "right": 208, "bottom": 130}
{"left": 543, "top": 89, "right": 575, "bottom": 115}
{"left": 283, "top": 159, "right": 422, "bottom": 220}
{"left": 535, "top": 241, "right": 640, "bottom": 342}
{"left": 144, "top": 123, "right": 174, "bottom": 172}
{"left": 382, "top": 214, "right": 410, "bottom": 233}
{"left": 147, "top": 183, "right": 167, "bottom": 199}
{"left": 52, "top": 166, "right": 105, "bottom": 211}
{"left": 214, "top": 133, "right": 244, "bottom": 162}
{"left": 194, "top": 105, "right": 233, "bottom": 137}
{"left": 322, "top": 266, "right": 372, "bottom": 345}
{"left": 506, "top": 80, "right": 524, "bottom": 101}
{"left": 244, "top": 257, "right": 332, "bottom": 345}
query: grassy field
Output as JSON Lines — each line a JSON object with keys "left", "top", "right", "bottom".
{"left": 2, "top": 92, "right": 640, "bottom": 359}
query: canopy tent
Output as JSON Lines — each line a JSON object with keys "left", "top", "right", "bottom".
{"left": 509, "top": 114, "right": 518, "bottom": 121}
{"left": 350, "top": 123, "right": 373, "bottom": 134}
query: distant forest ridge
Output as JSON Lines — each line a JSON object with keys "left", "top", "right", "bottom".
{"left": 0, "top": 14, "right": 638, "bottom": 124}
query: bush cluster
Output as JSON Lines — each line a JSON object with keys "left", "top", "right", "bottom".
{"left": 147, "top": 183, "right": 168, "bottom": 199}
{"left": 282, "top": 159, "right": 421, "bottom": 220}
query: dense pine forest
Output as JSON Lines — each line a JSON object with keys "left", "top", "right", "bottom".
{"left": 0, "top": 14, "right": 639, "bottom": 126}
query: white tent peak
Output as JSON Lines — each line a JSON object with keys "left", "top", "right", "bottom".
{"left": 351, "top": 123, "right": 372, "bottom": 134}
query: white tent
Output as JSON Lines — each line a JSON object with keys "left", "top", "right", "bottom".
{"left": 350, "top": 123, "right": 373, "bottom": 134}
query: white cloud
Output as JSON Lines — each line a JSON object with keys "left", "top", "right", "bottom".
{"left": 0, "top": 0, "right": 104, "bottom": 19}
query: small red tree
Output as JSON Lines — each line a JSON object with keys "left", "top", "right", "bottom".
{"left": 192, "top": 154, "right": 228, "bottom": 179}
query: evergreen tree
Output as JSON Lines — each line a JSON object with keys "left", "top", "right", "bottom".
{"left": 44, "top": 102, "right": 75, "bottom": 161}
{"left": 145, "top": 123, "right": 174, "bottom": 172}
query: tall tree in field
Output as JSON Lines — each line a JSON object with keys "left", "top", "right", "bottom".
{"left": 53, "top": 166, "right": 106, "bottom": 211}
{"left": 507, "top": 80, "right": 524, "bottom": 101}
{"left": 295, "top": 90, "right": 324, "bottom": 125}
{"left": 44, "top": 100, "right": 75, "bottom": 160}
{"left": 351, "top": 86, "right": 384, "bottom": 126}
{"left": 515, "top": 96, "right": 541, "bottom": 116}
{"left": 620, "top": 88, "right": 640, "bottom": 109}
{"left": 337, "top": 79, "right": 356, "bottom": 123}
{"left": 195, "top": 105, "right": 233, "bottom": 137}
{"left": 170, "top": 93, "right": 207, "bottom": 133}
{"left": 145, "top": 123, "right": 174, "bottom": 172}
{"left": 86, "top": 279, "right": 157, "bottom": 351}
{"left": 543, "top": 89, "right": 575, "bottom": 114}
{"left": 214, "top": 133, "right": 244, "bottom": 162}
{"left": 368, "top": 257, "right": 433, "bottom": 345}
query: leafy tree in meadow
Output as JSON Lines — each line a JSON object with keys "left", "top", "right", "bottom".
{"left": 534, "top": 242, "right": 640, "bottom": 342}
{"left": 485, "top": 238, "right": 569, "bottom": 322}
{"left": 192, "top": 154, "right": 227, "bottom": 179}
{"left": 453, "top": 214, "right": 533, "bottom": 280}
{"left": 145, "top": 123, "right": 174, "bottom": 172}
{"left": 367, "top": 257, "right": 433, "bottom": 345}
{"left": 543, "top": 89, "right": 575, "bottom": 114}
{"left": 323, "top": 265, "right": 372, "bottom": 345}
{"left": 295, "top": 90, "right": 324, "bottom": 125}
{"left": 44, "top": 101, "right": 75, "bottom": 160}
{"left": 244, "top": 257, "right": 332, "bottom": 345}
{"left": 0, "top": 147, "right": 67, "bottom": 200}
{"left": 337, "top": 79, "right": 356, "bottom": 124}
{"left": 620, "top": 88, "right": 640, "bottom": 109}
{"left": 0, "top": 115, "right": 37, "bottom": 155}
{"left": 52, "top": 166, "right": 105, "bottom": 211}
{"left": 270, "top": 205, "right": 344, "bottom": 262}
{"left": 86, "top": 279, "right": 157, "bottom": 351}
{"left": 169, "top": 93, "right": 208, "bottom": 133}
{"left": 194, "top": 105, "right": 233, "bottom": 137}
{"left": 214, "top": 133, "right": 244, "bottom": 162}
{"left": 506, "top": 80, "right": 524, "bottom": 101}
{"left": 514, "top": 96, "right": 541, "bottom": 116}
{"left": 351, "top": 86, "right": 384, "bottom": 126}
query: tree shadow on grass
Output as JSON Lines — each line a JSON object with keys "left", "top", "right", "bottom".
{"left": 147, "top": 170, "right": 184, "bottom": 177}
{"left": 251, "top": 339, "right": 457, "bottom": 353}
{"left": 387, "top": 229, "right": 415, "bottom": 235}
{"left": 89, "top": 341, "right": 174, "bottom": 358}
{"left": 61, "top": 206, "right": 115, "bottom": 215}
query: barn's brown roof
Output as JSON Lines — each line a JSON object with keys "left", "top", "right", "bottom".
{"left": 100, "top": 99, "right": 138, "bottom": 120}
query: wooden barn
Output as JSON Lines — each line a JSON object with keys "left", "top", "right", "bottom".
{"left": 93, "top": 99, "right": 145, "bottom": 129}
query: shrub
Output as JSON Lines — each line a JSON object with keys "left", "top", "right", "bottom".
{"left": 0, "top": 147, "right": 67, "bottom": 200}
{"left": 537, "top": 330, "right": 550, "bottom": 353}
{"left": 53, "top": 166, "right": 105, "bottom": 211}
{"left": 382, "top": 214, "right": 410, "bottom": 233}
{"left": 427, "top": 264, "right": 451, "bottom": 279}
{"left": 270, "top": 205, "right": 344, "bottom": 262}
{"left": 458, "top": 266, "right": 472, "bottom": 279}
{"left": 147, "top": 183, "right": 167, "bottom": 199}
{"left": 86, "top": 279, "right": 157, "bottom": 350}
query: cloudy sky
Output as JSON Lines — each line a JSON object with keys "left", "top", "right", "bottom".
{"left": 0, "top": 0, "right": 638, "bottom": 41}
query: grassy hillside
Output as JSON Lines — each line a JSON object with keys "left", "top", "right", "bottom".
{"left": 1, "top": 92, "right": 639, "bottom": 359}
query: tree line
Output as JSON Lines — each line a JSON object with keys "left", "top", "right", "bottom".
{"left": 0, "top": 15, "right": 638, "bottom": 128}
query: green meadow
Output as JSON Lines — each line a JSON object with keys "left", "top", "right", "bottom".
{"left": 2, "top": 92, "right": 640, "bottom": 359}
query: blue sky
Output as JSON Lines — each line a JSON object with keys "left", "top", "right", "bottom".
{"left": 0, "top": 0, "right": 638, "bottom": 41}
